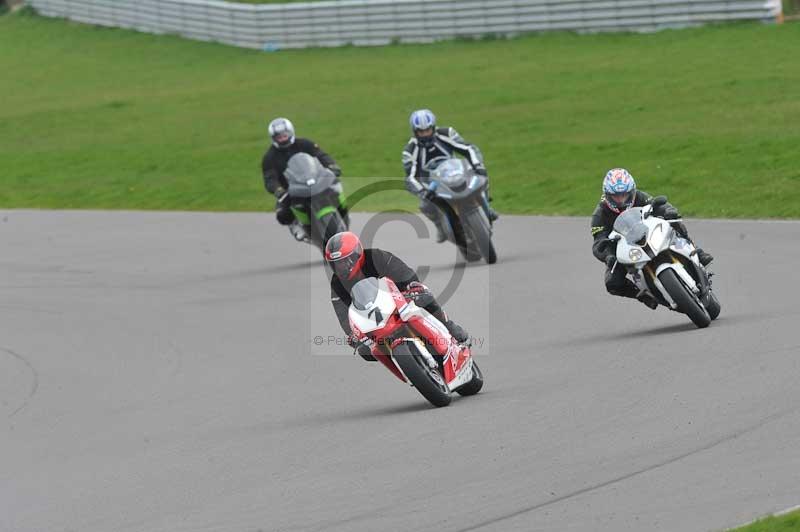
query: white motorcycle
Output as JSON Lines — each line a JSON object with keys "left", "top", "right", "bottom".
{"left": 609, "top": 205, "right": 721, "bottom": 328}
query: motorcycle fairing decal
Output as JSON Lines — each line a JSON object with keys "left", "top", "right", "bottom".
{"left": 315, "top": 205, "right": 337, "bottom": 220}
{"left": 446, "top": 356, "right": 474, "bottom": 392}
{"left": 290, "top": 207, "right": 311, "bottom": 225}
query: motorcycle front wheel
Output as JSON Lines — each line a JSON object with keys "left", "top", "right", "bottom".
{"left": 393, "top": 342, "right": 451, "bottom": 407}
{"left": 658, "top": 268, "right": 711, "bottom": 328}
{"left": 463, "top": 209, "right": 497, "bottom": 264}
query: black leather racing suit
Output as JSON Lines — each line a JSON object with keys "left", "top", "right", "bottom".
{"left": 330, "top": 249, "right": 468, "bottom": 358}
{"left": 261, "top": 138, "right": 341, "bottom": 225}
{"left": 590, "top": 191, "right": 692, "bottom": 299}
{"left": 401, "top": 127, "right": 487, "bottom": 225}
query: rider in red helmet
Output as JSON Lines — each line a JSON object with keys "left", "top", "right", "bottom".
{"left": 325, "top": 231, "right": 469, "bottom": 360}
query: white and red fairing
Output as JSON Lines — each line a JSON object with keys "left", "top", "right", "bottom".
{"left": 348, "top": 277, "right": 474, "bottom": 390}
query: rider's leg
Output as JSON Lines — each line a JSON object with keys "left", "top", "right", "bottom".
{"left": 276, "top": 201, "right": 306, "bottom": 241}
{"left": 605, "top": 262, "right": 657, "bottom": 309}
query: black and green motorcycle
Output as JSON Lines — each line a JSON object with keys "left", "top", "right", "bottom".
{"left": 284, "top": 153, "right": 349, "bottom": 251}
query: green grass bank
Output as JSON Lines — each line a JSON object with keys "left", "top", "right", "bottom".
{"left": 730, "top": 509, "right": 800, "bottom": 532}
{"left": 1, "top": 11, "right": 798, "bottom": 216}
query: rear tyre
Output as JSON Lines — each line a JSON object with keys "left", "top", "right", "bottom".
{"left": 393, "top": 342, "right": 451, "bottom": 407}
{"left": 658, "top": 268, "right": 711, "bottom": 328}
{"left": 705, "top": 291, "right": 721, "bottom": 320}
{"left": 455, "top": 360, "right": 484, "bottom": 397}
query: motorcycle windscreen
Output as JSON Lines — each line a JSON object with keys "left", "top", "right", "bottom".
{"left": 285, "top": 153, "right": 334, "bottom": 197}
{"left": 430, "top": 158, "right": 468, "bottom": 189}
{"left": 351, "top": 277, "right": 381, "bottom": 311}
{"left": 613, "top": 207, "right": 648, "bottom": 245}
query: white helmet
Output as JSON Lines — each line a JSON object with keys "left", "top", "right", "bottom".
{"left": 268, "top": 117, "right": 295, "bottom": 149}
{"left": 409, "top": 109, "right": 437, "bottom": 147}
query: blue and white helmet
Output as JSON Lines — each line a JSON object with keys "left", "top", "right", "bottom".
{"left": 409, "top": 109, "right": 436, "bottom": 132}
{"left": 268, "top": 117, "right": 295, "bottom": 149}
{"left": 409, "top": 109, "right": 436, "bottom": 146}
{"left": 602, "top": 168, "right": 637, "bottom": 214}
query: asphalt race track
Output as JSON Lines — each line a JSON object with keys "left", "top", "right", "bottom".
{"left": 1, "top": 210, "right": 798, "bottom": 532}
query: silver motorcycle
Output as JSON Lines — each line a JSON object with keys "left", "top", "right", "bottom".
{"left": 609, "top": 204, "right": 721, "bottom": 328}
{"left": 424, "top": 158, "right": 497, "bottom": 264}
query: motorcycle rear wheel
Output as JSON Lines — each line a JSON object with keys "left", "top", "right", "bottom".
{"left": 705, "top": 291, "right": 721, "bottom": 321}
{"left": 455, "top": 360, "right": 484, "bottom": 397}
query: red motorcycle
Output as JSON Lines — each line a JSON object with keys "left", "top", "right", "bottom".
{"left": 348, "top": 277, "right": 483, "bottom": 407}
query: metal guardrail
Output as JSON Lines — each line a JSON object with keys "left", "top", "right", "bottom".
{"left": 28, "top": 0, "right": 783, "bottom": 50}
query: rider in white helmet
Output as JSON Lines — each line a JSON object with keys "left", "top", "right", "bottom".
{"left": 402, "top": 109, "right": 497, "bottom": 242}
{"left": 261, "top": 117, "right": 343, "bottom": 241}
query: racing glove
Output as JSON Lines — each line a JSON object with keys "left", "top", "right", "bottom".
{"left": 650, "top": 196, "right": 678, "bottom": 219}
{"left": 420, "top": 187, "right": 437, "bottom": 202}
{"left": 661, "top": 206, "right": 679, "bottom": 220}
{"left": 402, "top": 281, "right": 435, "bottom": 308}
{"left": 327, "top": 164, "right": 342, "bottom": 178}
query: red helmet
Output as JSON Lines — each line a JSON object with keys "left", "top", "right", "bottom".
{"left": 325, "top": 231, "right": 365, "bottom": 280}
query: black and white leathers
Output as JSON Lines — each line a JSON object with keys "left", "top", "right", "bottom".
{"left": 402, "top": 127, "right": 485, "bottom": 192}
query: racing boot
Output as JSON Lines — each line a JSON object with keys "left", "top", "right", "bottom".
{"left": 444, "top": 320, "right": 470, "bottom": 345}
{"left": 696, "top": 248, "right": 714, "bottom": 267}
{"left": 636, "top": 289, "right": 659, "bottom": 310}
{"left": 357, "top": 345, "right": 376, "bottom": 362}
{"left": 289, "top": 221, "right": 307, "bottom": 242}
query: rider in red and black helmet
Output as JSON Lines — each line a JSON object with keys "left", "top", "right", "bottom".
{"left": 324, "top": 231, "right": 365, "bottom": 281}
{"left": 324, "top": 231, "right": 470, "bottom": 360}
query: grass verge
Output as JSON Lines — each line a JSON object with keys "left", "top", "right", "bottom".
{"left": 1, "top": 12, "right": 798, "bottom": 217}
{"left": 730, "top": 508, "right": 800, "bottom": 531}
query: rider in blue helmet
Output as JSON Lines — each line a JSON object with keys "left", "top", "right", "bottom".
{"left": 402, "top": 109, "right": 497, "bottom": 242}
{"left": 590, "top": 168, "right": 713, "bottom": 308}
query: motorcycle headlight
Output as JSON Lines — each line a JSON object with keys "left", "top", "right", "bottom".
{"left": 629, "top": 248, "right": 643, "bottom": 261}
